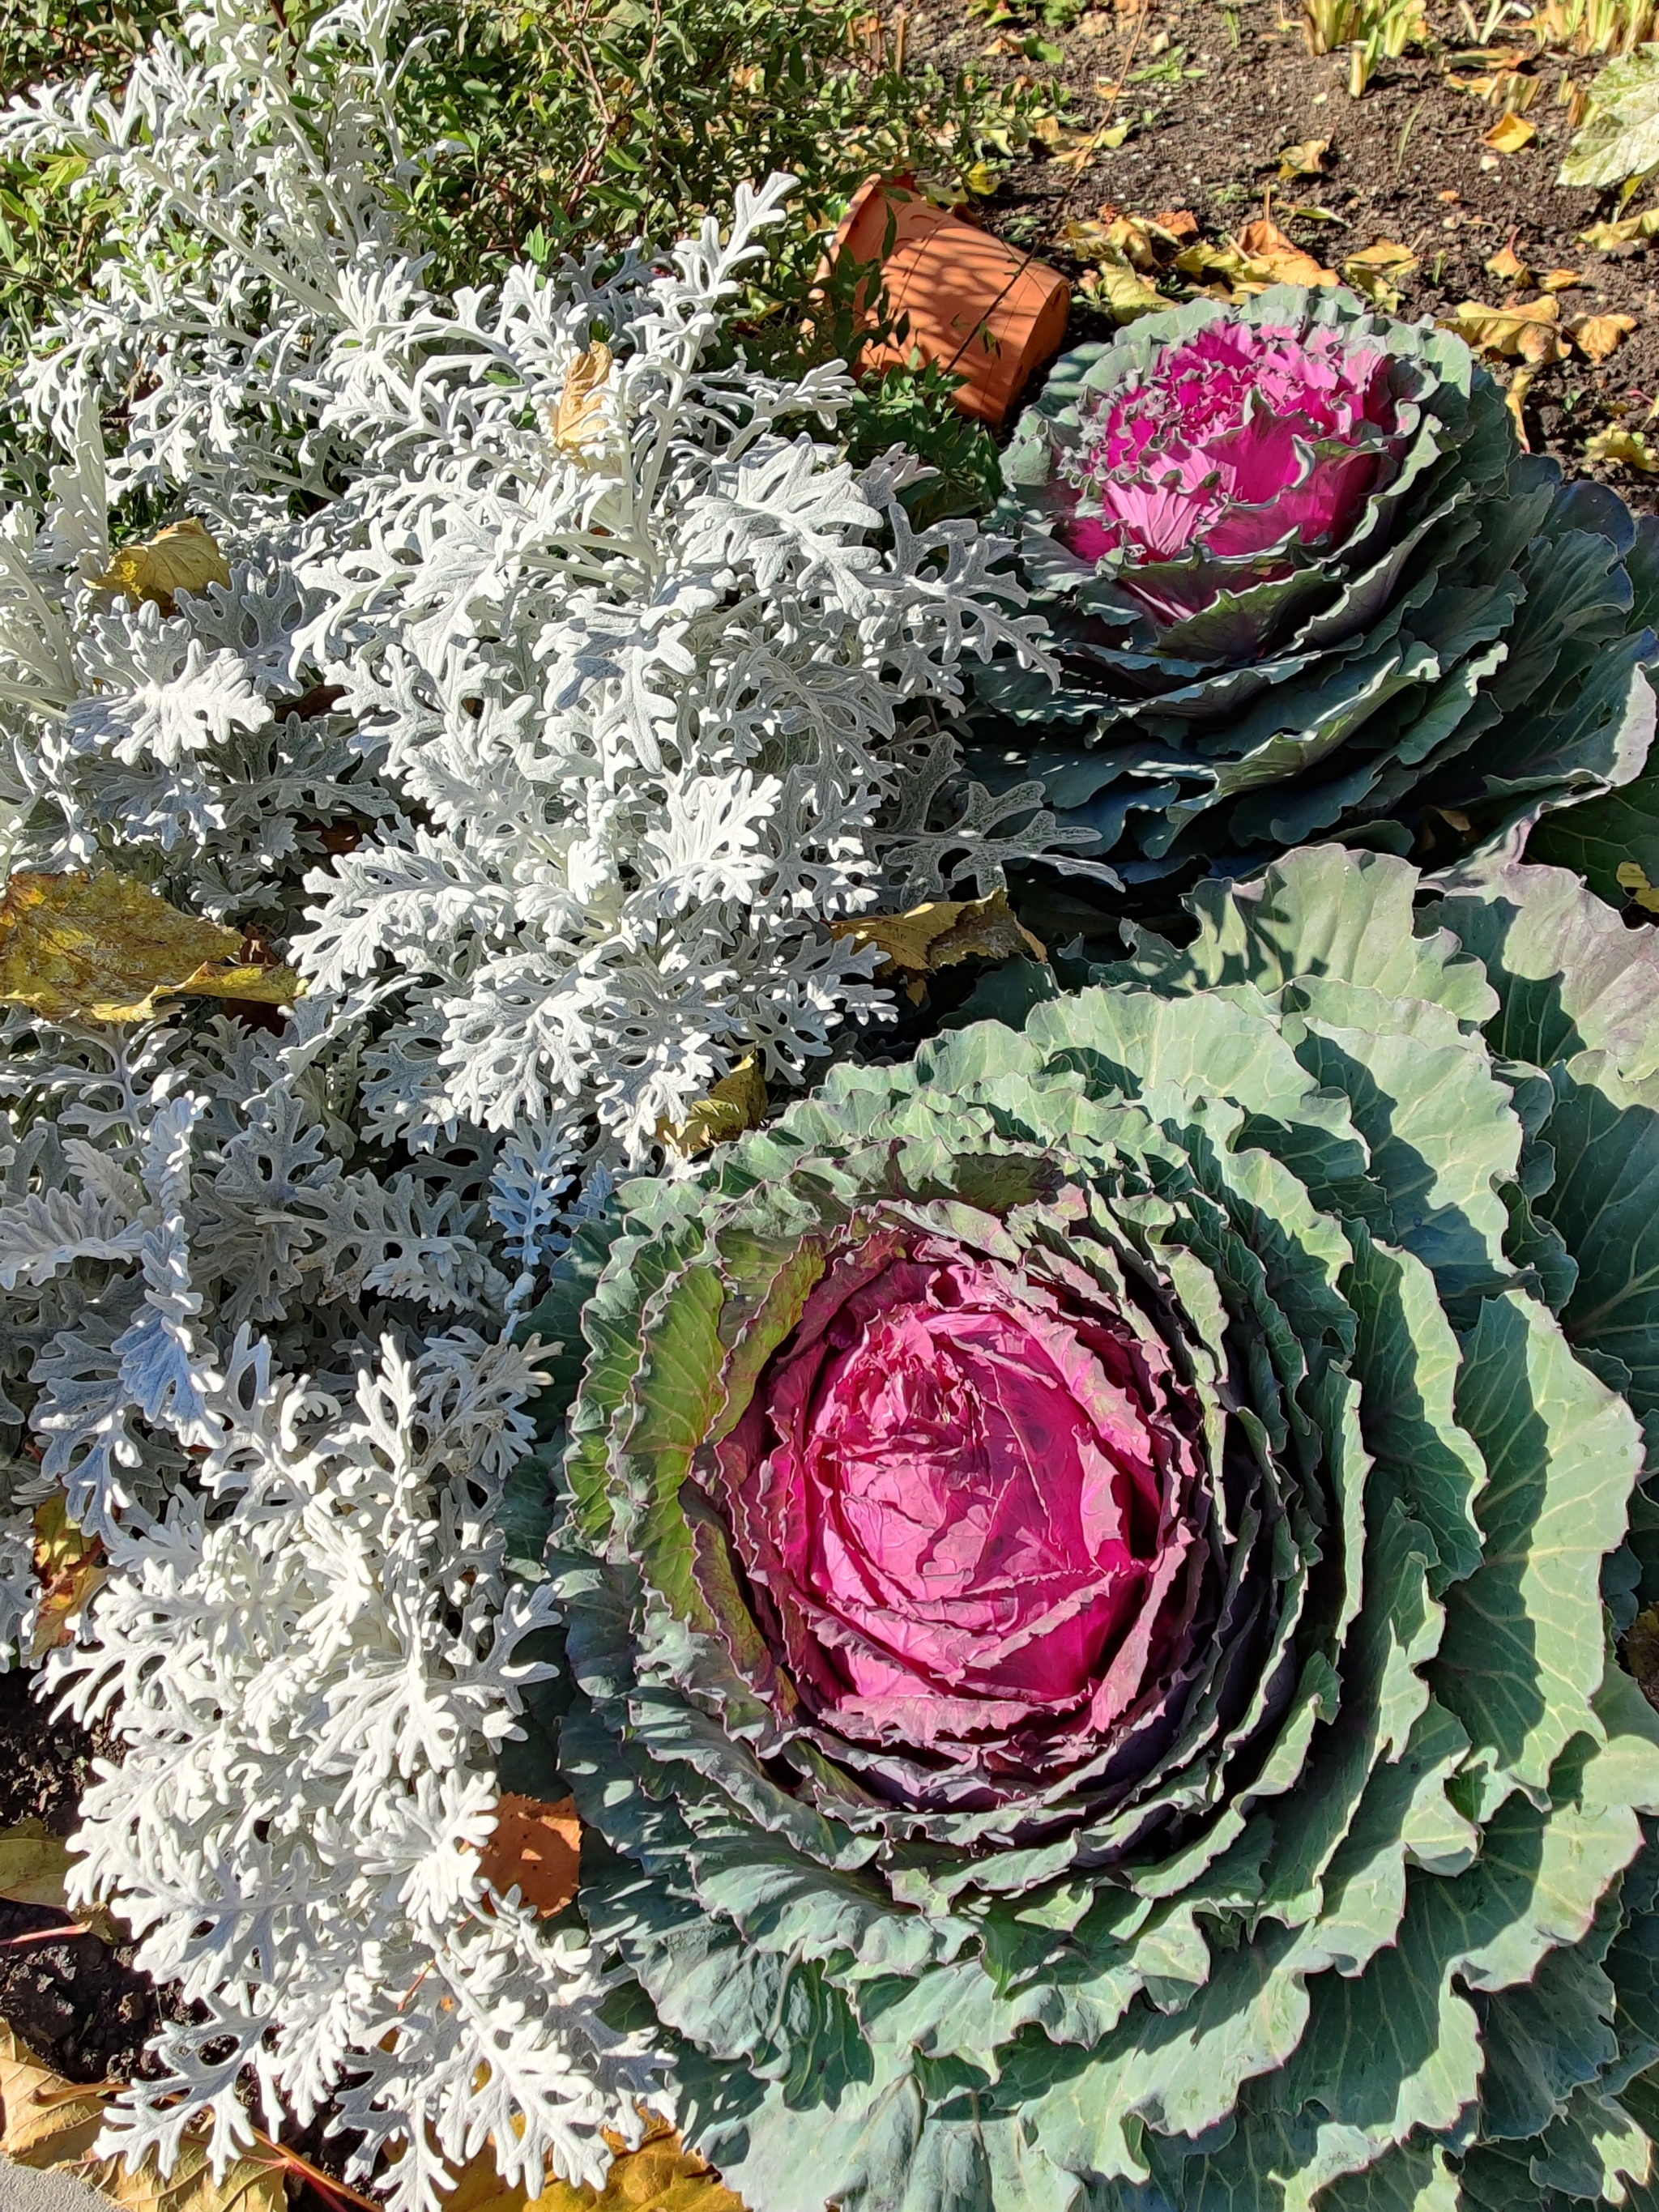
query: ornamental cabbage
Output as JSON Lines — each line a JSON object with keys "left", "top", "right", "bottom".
{"left": 973, "top": 286, "right": 1659, "bottom": 901}
{"left": 527, "top": 842, "right": 1659, "bottom": 2212}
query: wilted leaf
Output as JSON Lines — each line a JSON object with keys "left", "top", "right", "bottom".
{"left": 550, "top": 344, "right": 613, "bottom": 457}
{"left": 0, "top": 2023, "right": 287, "bottom": 2212}
{"left": 91, "top": 519, "right": 231, "bottom": 617}
{"left": 830, "top": 890, "right": 1045, "bottom": 1003}
{"left": 1154, "top": 207, "right": 1199, "bottom": 239}
{"left": 1586, "top": 423, "right": 1659, "bottom": 471}
{"left": 476, "top": 1795, "right": 582, "bottom": 1919}
{"left": 1484, "top": 109, "right": 1536, "bottom": 151}
{"left": 1080, "top": 260, "right": 1166, "bottom": 321}
{"left": 658, "top": 1055, "right": 767, "bottom": 1158}
{"left": 1580, "top": 207, "right": 1659, "bottom": 247}
{"left": 0, "top": 872, "right": 303, "bottom": 1025}
{"left": 0, "top": 1822, "right": 78, "bottom": 1913}
{"left": 1343, "top": 238, "right": 1418, "bottom": 309}
{"left": 1538, "top": 266, "right": 1587, "bottom": 288}
{"left": 1485, "top": 241, "right": 1533, "bottom": 283}
{"left": 1571, "top": 309, "right": 1638, "bottom": 360}
{"left": 1505, "top": 364, "right": 1536, "bottom": 450}
{"left": 1618, "top": 860, "right": 1659, "bottom": 914}
{"left": 1627, "top": 1602, "right": 1659, "bottom": 1707}
{"left": 539, "top": 2120, "right": 747, "bottom": 2212}
{"left": 1234, "top": 216, "right": 1338, "bottom": 285}
{"left": 31, "top": 1491, "right": 104, "bottom": 1660}
{"left": 1277, "top": 136, "right": 1330, "bottom": 177}
{"left": 1439, "top": 296, "right": 1570, "bottom": 364}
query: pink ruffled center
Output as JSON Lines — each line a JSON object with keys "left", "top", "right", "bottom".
{"left": 1062, "top": 320, "right": 1396, "bottom": 572}
{"left": 714, "top": 1236, "right": 1204, "bottom": 1771}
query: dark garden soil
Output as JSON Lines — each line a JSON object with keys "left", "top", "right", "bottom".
{"left": 910, "top": 0, "right": 1659, "bottom": 507}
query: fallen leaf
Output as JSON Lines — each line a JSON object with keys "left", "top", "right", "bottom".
{"left": 441, "top": 2117, "right": 748, "bottom": 2212}
{"left": 477, "top": 1796, "right": 582, "bottom": 1920}
{"left": 1235, "top": 216, "right": 1339, "bottom": 283}
{"left": 1484, "top": 241, "right": 1533, "bottom": 283}
{"left": 1627, "top": 1602, "right": 1659, "bottom": 1707}
{"left": 0, "top": 1822, "right": 79, "bottom": 1913}
{"left": 1580, "top": 208, "right": 1659, "bottom": 248}
{"left": 1153, "top": 207, "right": 1199, "bottom": 239}
{"left": 549, "top": 344, "right": 613, "bottom": 458}
{"left": 962, "top": 160, "right": 1000, "bottom": 194}
{"left": 0, "top": 872, "right": 304, "bottom": 1025}
{"left": 1440, "top": 296, "right": 1569, "bottom": 364}
{"left": 0, "top": 2023, "right": 288, "bottom": 2212}
{"left": 1571, "top": 310, "right": 1638, "bottom": 361}
{"left": 1349, "top": 238, "right": 1418, "bottom": 270}
{"left": 1537, "top": 266, "right": 1586, "bottom": 289}
{"left": 1586, "top": 424, "right": 1659, "bottom": 471}
{"left": 1505, "top": 364, "right": 1535, "bottom": 450}
{"left": 658, "top": 1054, "right": 768, "bottom": 1159}
{"left": 1080, "top": 260, "right": 1167, "bottom": 321}
{"left": 1482, "top": 110, "right": 1536, "bottom": 151}
{"left": 1277, "top": 136, "right": 1330, "bottom": 177}
{"left": 31, "top": 1492, "right": 104, "bottom": 1660}
{"left": 1062, "top": 211, "right": 1176, "bottom": 270}
{"left": 1344, "top": 238, "right": 1418, "bottom": 309}
{"left": 829, "top": 890, "right": 1045, "bottom": 1004}
{"left": 91, "top": 519, "right": 231, "bottom": 618}
{"left": 1618, "top": 860, "right": 1659, "bottom": 914}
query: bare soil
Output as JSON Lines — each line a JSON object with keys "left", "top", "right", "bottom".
{"left": 911, "top": 0, "right": 1659, "bottom": 505}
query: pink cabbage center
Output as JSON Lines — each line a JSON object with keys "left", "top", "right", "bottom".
{"left": 1061, "top": 320, "right": 1397, "bottom": 573}
{"left": 714, "top": 1236, "right": 1205, "bottom": 1775}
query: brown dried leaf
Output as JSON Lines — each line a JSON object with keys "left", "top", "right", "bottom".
{"left": 31, "top": 1492, "right": 104, "bottom": 1660}
{"left": 1440, "top": 296, "right": 1569, "bottom": 364}
{"left": 1234, "top": 216, "right": 1339, "bottom": 285}
{"left": 1277, "top": 136, "right": 1330, "bottom": 177}
{"left": 658, "top": 1055, "right": 768, "bottom": 1159}
{"left": 1484, "top": 242, "right": 1533, "bottom": 284}
{"left": 0, "top": 2024, "right": 287, "bottom": 2212}
{"left": 0, "top": 872, "right": 303, "bottom": 1025}
{"left": 550, "top": 345, "right": 613, "bottom": 458}
{"left": 476, "top": 1796, "right": 583, "bottom": 1919}
{"left": 828, "top": 891, "right": 1045, "bottom": 1000}
{"left": 1154, "top": 207, "right": 1199, "bottom": 239}
{"left": 1570, "top": 310, "right": 1638, "bottom": 361}
{"left": 92, "top": 519, "right": 231, "bottom": 617}
{"left": 1505, "top": 364, "right": 1535, "bottom": 451}
{"left": 1482, "top": 109, "right": 1536, "bottom": 151}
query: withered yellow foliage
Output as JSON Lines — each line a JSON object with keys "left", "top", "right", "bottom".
{"left": 0, "top": 872, "right": 301, "bottom": 1024}
{"left": 92, "top": 519, "right": 232, "bottom": 616}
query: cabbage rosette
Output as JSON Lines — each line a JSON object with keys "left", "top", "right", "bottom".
{"left": 970, "top": 286, "right": 1659, "bottom": 901}
{"left": 529, "top": 844, "right": 1659, "bottom": 2212}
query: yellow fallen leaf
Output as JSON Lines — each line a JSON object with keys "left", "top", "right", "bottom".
{"left": 92, "top": 520, "right": 231, "bottom": 617}
{"left": 1080, "top": 261, "right": 1166, "bottom": 322}
{"left": 1618, "top": 861, "right": 1659, "bottom": 914}
{"left": 1571, "top": 311, "right": 1638, "bottom": 362}
{"left": 1440, "top": 296, "right": 1569, "bottom": 364}
{"left": 1580, "top": 210, "right": 1659, "bottom": 248}
{"left": 1537, "top": 266, "right": 1585, "bottom": 290}
{"left": 477, "top": 1796, "right": 582, "bottom": 1920}
{"left": 1506, "top": 364, "right": 1535, "bottom": 451}
{"left": 1349, "top": 238, "right": 1418, "bottom": 270}
{"left": 441, "top": 2117, "right": 747, "bottom": 2212}
{"left": 1235, "top": 216, "right": 1338, "bottom": 286}
{"left": 0, "top": 2023, "right": 288, "bottom": 2212}
{"left": 829, "top": 890, "right": 1046, "bottom": 1005}
{"left": 0, "top": 1822, "right": 79, "bottom": 1913}
{"left": 32, "top": 1491, "right": 104, "bottom": 1660}
{"left": 1344, "top": 239, "right": 1418, "bottom": 309}
{"left": 1277, "top": 137, "right": 1330, "bottom": 177}
{"left": 1482, "top": 110, "right": 1535, "bottom": 151}
{"left": 1484, "top": 242, "right": 1532, "bottom": 284}
{"left": 0, "top": 872, "right": 303, "bottom": 1025}
{"left": 549, "top": 345, "right": 613, "bottom": 458}
{"left": 658, "top": 1054, "right": 767, "bottom": 1159}
{"left": 1587, "top": 424, "right": 1659, "bottom": 473}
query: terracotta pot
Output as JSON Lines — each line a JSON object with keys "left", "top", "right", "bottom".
{"left": 827, "top": 175, "right": 1071, "bottom": 428}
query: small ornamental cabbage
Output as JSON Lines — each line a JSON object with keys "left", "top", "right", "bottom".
{"left": 528, "top": 843, "right": 1659, "bottom": 2212}
{"left": 974, "top": 286, "right": 1659, "bottom": 901}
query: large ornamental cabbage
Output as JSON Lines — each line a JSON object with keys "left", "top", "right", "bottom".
{"left": 525, "top": 843, "right": 1659, "bottom": 2212}
{"left": 972, "top": 286, "right": 1659, "bottom": 902}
